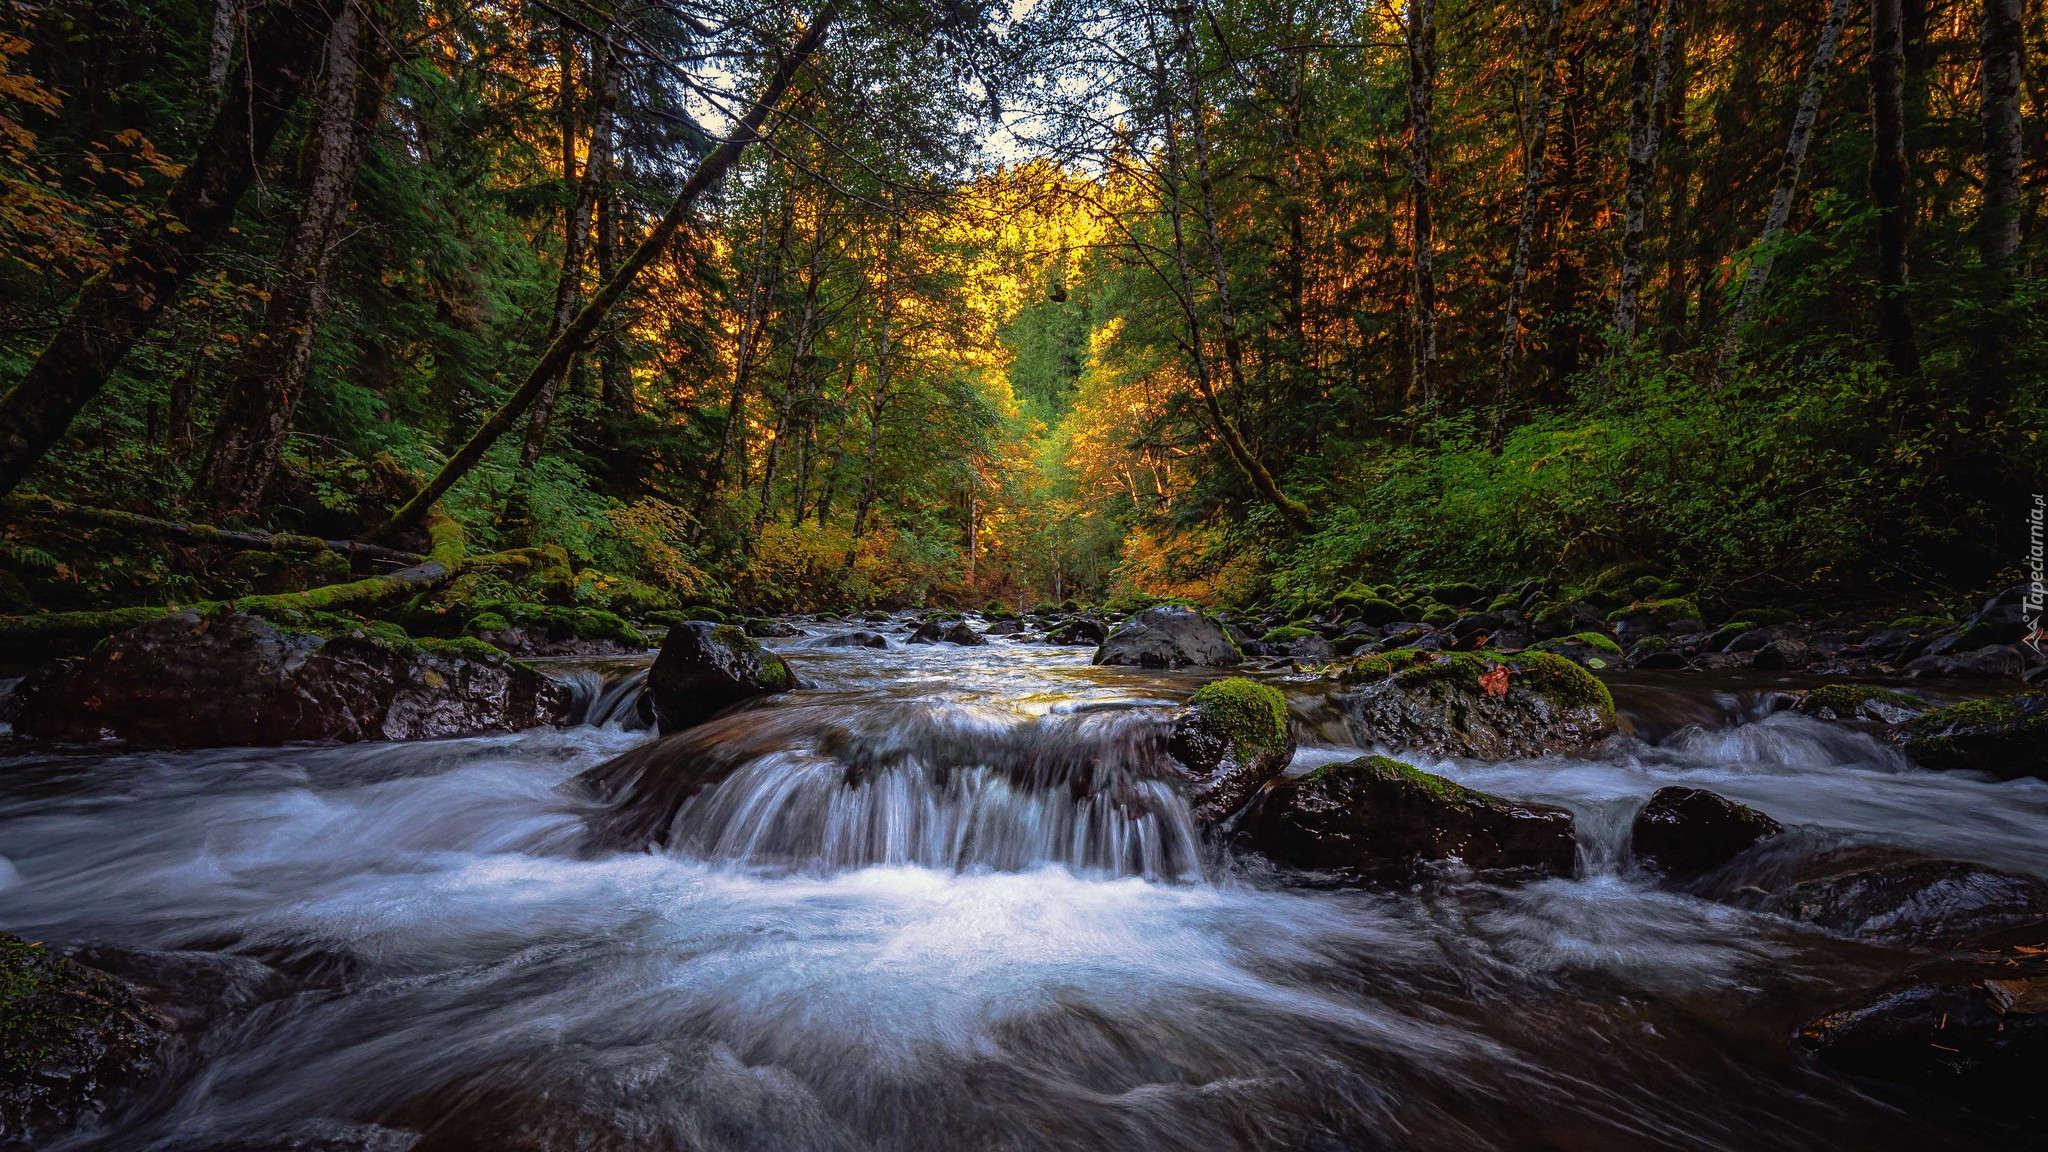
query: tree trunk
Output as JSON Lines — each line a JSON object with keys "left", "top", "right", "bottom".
{"left": 1489, "top": 0, "right": 1565, "bottom": 447}
{"left": 1655, "top": 0, "right": 1693, "bottom": 349}
{"left": 757, "top": 209, "right": 826, "bottom": 537}
{"left": 1613, "top": 0, "right": 1679, "bottom": 345}
{"left": 0, "top": 0, "right": 345, "bottom": 502}
{"left": 694, "top": 185, "right": 792, "bottom": 542}
{"left": 1715, "top": 0, "right": 1851, "bottom": 375}
{"left": 1168, "top": 5, "right": 1313, "bottom": 532}
{"left": 1869, "top": 0, "right": 1919, "bottom": 376}
{"left": 595, "top": 177, "right": 632, "bottom": 416}
{"left": 846, "top": 217, "right": 901, "bottom": 562}
{"left": 1979, "top": 0, "right": 2023, "bottom": 268}
{"left": 1405, "top": 0, "right": 1438, "bottom": 402}
{"left": 370, "top": 5, "right": 836, "bottom": 541}
{"left": 522, "top": 36, "right": 616, "bottom": 467}
{"left": 209, "top": 0, "right": 240, "bottom": 93}
{"left": 197, "top": 1, "right": 393, "bottom": 512}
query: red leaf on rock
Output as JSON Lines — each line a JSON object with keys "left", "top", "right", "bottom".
{"left": 1479, "top": 665, "right": 1510, "bottom": 697}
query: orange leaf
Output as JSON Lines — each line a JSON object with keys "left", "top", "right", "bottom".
{"left": 1479, "top": 665, "right": 1511, "bottom": 697}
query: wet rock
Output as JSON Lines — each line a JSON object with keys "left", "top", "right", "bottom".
{"left": 820, "top": 631, "right": 889, "bottom": 649}
{"left": 1799, "top": 942, "right": 2048, "bottom": 1129}
{"left": 1093, "top": 606, "right": 1242, "bottom": 669}
{"left": 1895, "top": 692, "right": 2048, "bottom": 780}
{"left": 10, "top": 610, "right": 570, "bottom": 748}
{"left": 1166, "top": 677, "right": 1296, "bottom": 823}
{"left": 744, "top": 617, "right": 801, "bottom": 638}
{"left": 1749, "top": 638, "right": 1813, "bottom": 671}
{"left": 463, "top": 604, "right": 647, "bottom": 657}
{"left": 1244, "top": 628, "right": 1334, "bottom": 661}
{"left": 646, "top": 621, "right": 796, "bottom": 733}
{"left": 1903, "top": 645, "right": 2028, "bottom": 681}
{"left": 1531, "top": 632, "right": 1622, "bottom": 670}
{"left": 1, "top": 933, "right": 167, "bottom": 1146}
{"left": 1793, "top": 684, "right": 1928, "bottom": 725}
{"left": 1045, "top": 617, "right": 1107, "bottom": 646}
{"left": 1761, "top": 856, "right": 2048, "bottom": 947}
{"left": 942, "top": 621, "right": 987, "bottom": 646}
{"left": 907, "top": 620, "right": 946, "bottom": 644}
{"left": 1629, "top": 787, "right": 1782, "bottom": 876}
{"left": 1607, "top": 598, "right": 1703, "bottom": 643}
{"left": 983, "top": 619, "right": 1024, "bottom": 636}
{"left": 1239, "top": 755, "right": 1576, "bottom": 884}
{"left": 1322, "top": 650, "right": 1617, "bottom": 759}
{"left": 1725, "top": 623, "right": 1804, "bottom": 653}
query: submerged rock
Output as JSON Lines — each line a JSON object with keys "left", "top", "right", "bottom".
{"left": 646, "top": 621, "right": 796, "bottom": 733}
{"left": 1093, "top": 606, "right": 1242, "bottom": 669}
{"left": 1323, "top": 649, "right": 1617, "bottom": 759}
{"left": 1760, "top": 854, "right": 2048, "bottom": 947}
{"left": 1, "top": 933, "right": 167, "bottom": 1145}
{"left": 820, "top": 630, "right": 889, "bottom": 649}
{"left": 1895, "top": 692, "right": 2048, "bottom": 780}
{"left": 1629, "top": 786, "right": 1782, "bottom": 876}
{"left": 1166, "top": 677, "right": 1296, "bottom": 824}
{"left": 1239, "top": 754, "right": 1576, "bottom": 884}
{"left": 10, "top": 609, "right": 569, "bottom": 748}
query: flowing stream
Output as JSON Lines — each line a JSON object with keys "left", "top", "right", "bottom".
{"left": 2, "top": 629, "right": 2044, "bottom": 1151}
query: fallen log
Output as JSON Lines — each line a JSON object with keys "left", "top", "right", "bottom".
{"left": 5, "top": 495, "right": 425, "bottom": 565}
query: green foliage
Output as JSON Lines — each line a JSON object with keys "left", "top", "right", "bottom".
{"left": 1188, "top": 676, "right": 1289, "bottom": 760}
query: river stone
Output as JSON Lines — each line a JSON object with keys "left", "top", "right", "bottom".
{"left": 1166, "top": 677, "right": 1296, "bottom": 824}
{"left": 647, "top": 621, "right": 796, "bottom": 733}
{"left": 1, "top": 933, "right": 167, "bottom": 1145}
{"left": 9, "top": 609, "right": 569, "bottom": 748}
{"left": 1760, "top": 855, "right": 2048, "bottom": 946}
{"left": 1045, "top": 617, "right": 1107, "bottom": 646}
{"left": 1324, "top": 650, "right": 1617, "bottom": 759}
{"left": 1800, "top": 946, "right": 2048, "bottom": 1128}
{"left": 820, "top": 630, "right": 889, "bottom": 649}
{"left": 1093, "top": 606, "right": 1242, "bottom": 669}
{"left": 744, "top": 617, "right": 801, "bottom": 638}
{"left": 1793, "top": 684, "right": 1928, "bottom": 725}
{"left": 1239, "top": 755, "right": 1576, "bottom": 884}
{"left": 907, "top": 621, "right": 945, "bottom": 644}
{"left": 1629, "top": 787, "right": 1783, "bottom": 876}
{"left": 1895, "top": 693, "right": 2048, "bottom": 780}
{"left": 942, "top": 621, "right": 987, "bottom": 646}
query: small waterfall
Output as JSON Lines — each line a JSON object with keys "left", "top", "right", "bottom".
{"left": 579, "top": 701, "right": 1202, "bottom": 880}
{"left": 550, "top": 665, "right": 653, "bottom": 730}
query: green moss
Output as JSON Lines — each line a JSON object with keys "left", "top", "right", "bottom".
{"left": 1434, "top": 582, "right": 1484, "bottom": 607}
{"left": 1532, "top": 631, "right": 1623, "bottom": 656}
{"left": 1605, "top": 597, "right": 1701, "bottom": 625}
{"left": 1800, "top": 684, "right": 1926, "bottom": 715}
{"left": 1904, "top": 695, "right": 2026, "bottom": 734}
{"left": 1306, "top": 755, "right": 1482, "bottom": 806}
{"left": 416, "top": 635, "right": 510, "bottom": 662}
{"left": 1886, "top": 613, "right": 1951, "bottom": 629}
{"left": 1190, "top": 677, "right": 1289, "bottom": 758}
{"left": 1263, "top": 626, "right": 1314, "bottom": 642}
{"left": 1633, "top": 636, "right": 1671, "bottom": 654}
{"left": 1420, "top": 606, "right": 1455, "bottom": 627}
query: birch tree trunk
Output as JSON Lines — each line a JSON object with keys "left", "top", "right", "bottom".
{"left": 1488, "top": 0, "right": 1565, "bottom": 447}
{"left": 1715, "top": 0, "right": 1850, "bottom": 377}
{"left": 1869, "top": 0, "right": 1919, "bottom": 376}
{"left": 370, "top": 5, "right": 835, "bottom": 541}
{"left": 1612, "top": 0, "right": 1679, "bottom": 345}
{"left": 197, "top": 1, "right": 394, "bottom": 511}
{"left": 0, "top": 0, "right": 345, "bottom": 502}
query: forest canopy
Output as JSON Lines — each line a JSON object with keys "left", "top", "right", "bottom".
{"left": 0, "top": 0, "right": 2041, "bottom": 627}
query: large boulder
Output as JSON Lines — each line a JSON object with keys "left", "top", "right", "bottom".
{"left": 1895, "top": 693, "right": 2048, "bottom": 780}
{"left": 942, "top": 621, "right": 987, "bottom": 646}
{"left": 10, "top": 609, "right": 569, "bottom": 748}
{"left": 1323, "top": 650, "right": 1617, "bottom": 759}
{"left": 1, "top": 934, "right": 167, "bottom": 1145}
{"left": 1629, "top": 786, "right": 1782, "bottom": 876}
{"left": 1093, "top": 606, "right": 1242, "bottom": 669}
{"left": 647, "top": 621, "right": 796, "bottom": 733}
{"left": 1166, "top": 677, "right": 1296, "bottom": 823}
{"left": 1239, "top": 755, "right": 1576, "bottom": 884}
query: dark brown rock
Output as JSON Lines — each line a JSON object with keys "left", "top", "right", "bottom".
{"left": 647, "top": 621, "right": 796, "bottom": 733}
{"left": 1629, "top": 786, "right": 1782, "bottom": 876}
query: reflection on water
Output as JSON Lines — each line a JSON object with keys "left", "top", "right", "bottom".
{"left": 0, "top": 625, "right": 2039, "bottom": 1150}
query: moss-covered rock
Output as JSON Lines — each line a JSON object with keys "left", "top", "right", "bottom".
{"left": 1896, "top": 693, "right": 2048, "bottom": 781}
{"left": 1094, "top": 605, "right": 1242, "bottom": 668}
{"left": 1323, "top": 649, "right": 1616, "bottom": 759}
{"left": 1238, "top": 755, "right": 1576, "bottom": 884}
{"left": 1794, "top": 684, "right": 1928, "bottom": 725}
{"left": 1533, "top": 631, "right": 1623, "bottom": 657}
{"left": 463, "top": 601, "right": 649, "bottom": 656}
{"left": 2, "top": 933, "right": 167, "bottom": 1145}
{"left": 1606, "top": 597, "right": 1703, "bottom": 637}
{"left": 1167, "top": 677, "right": 1296, "bottom": 823}
{"left": 646, "top": 621, "right": 797, "bottom": 732}
{"left": 9, "top": 608, "right": 570, "bottom": 747}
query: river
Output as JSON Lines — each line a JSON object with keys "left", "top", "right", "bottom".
{"left": 2, "top": 627, "right": 2042, "bottom": 1150}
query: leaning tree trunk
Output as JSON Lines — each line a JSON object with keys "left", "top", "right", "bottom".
{"left": 1870, "top": 0, "right": 1919, "bottom": 376}
{"left": 1488, "top": 0, "right": 1566, "bottom": 448}
{"left": 0, "top": 0, "right": 344, "bottom": 502}
{"left": 369, "top": 4, "right": 836, "bottom": 541}
{"left": 1612, "top": 0, "right": 1680, "bottom": 345}
{"left": 522, "top": 37, "right": 616, "bottom": 468}
{"left": 197, "top": 1, "right": 394, "bottom": 512}
{"left": 1715, "top": 0, "right": 1851, "bottom": 377}
{"left": 1405, "top": 0, "right": 1439, "bottom": 402}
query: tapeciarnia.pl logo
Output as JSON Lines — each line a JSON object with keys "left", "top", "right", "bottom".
{"left": 2027, "top": 494, "right": 2045, "bottom": 656}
